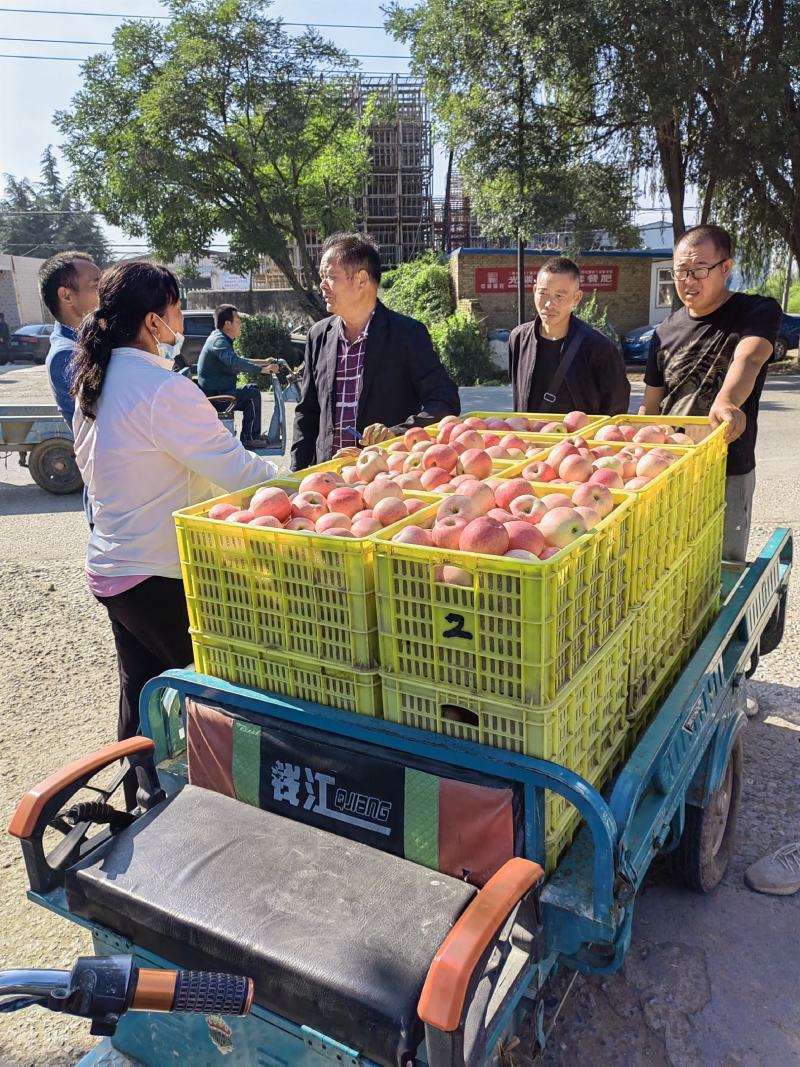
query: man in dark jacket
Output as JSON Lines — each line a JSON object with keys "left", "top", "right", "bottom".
{"left": 197, "top": 304, "right": 278, "bottom": 449}
{"left": 291, "top": 232, "right": 460, "bottom": 470}
{"left": 509, "top": 256, "right": 630, "bottom": 416}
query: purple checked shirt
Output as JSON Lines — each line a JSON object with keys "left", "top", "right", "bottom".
{"left": 331, "top": 310, "right": 375, "bottom": 452}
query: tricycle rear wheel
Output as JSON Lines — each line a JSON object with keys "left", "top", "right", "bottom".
{"left": 671, "top": 735, "right": 743, "bottom": 893}
{"left": 28, "top": 438, "right": 83, "bottom": 494}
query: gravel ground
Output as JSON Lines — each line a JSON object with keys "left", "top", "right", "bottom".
{"left": 0, "top": 365, "right": 798, "bottom": 1066}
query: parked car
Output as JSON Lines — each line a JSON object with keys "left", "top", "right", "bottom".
{"left": 624, "top": 311, "right": 800, "bottom": 365}
{"left": 173, "top": 309, "right": 216, "bottom": 370}
{"left": 3, "top": 324, "right": 54, "bottom": 365}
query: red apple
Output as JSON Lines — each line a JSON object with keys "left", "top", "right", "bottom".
{"left": 633, "top": 425, "right": 667, "bottom": 444}
{"left": 363, "top": 479, "right": 403, "bottom": 508}
{"left": 522, "top": 460, "right": 557, "bottom": 482}
{"left": 459, "top": 480, "right": 496, "bottom": 515}
{"left": 387, "top": 452, "right": 407, "bottom": 474}
{"left": 327, "top": 486, "right": 364, "bottom": 518}
{"left": 404, "top": 427, "right": 430, "bottom": 449}
{"left": 459, "top": 516, "right": 510, "bottom": 556}
{"left": 539, "top": 546, "right": 561, "bottom": 559}
{"left": 436, "top": 494, "right": 481, "bottom": 523}
{"left": 285, "top": 516, "right": 315, "bottom": 531}
{"left": 564, "top": 410, "right": 590, "bottom": 432}
{"left": 340, "top": 464, "right": 361, "bottom": 485}
{"left": 316, "top": 512, "right": 352, "bottom": 533}
{"left": 591, "top": 456, "right": 624, "bottom": 476}
{"left": 509, "top": 495, "right": 548, "bottom": 523}
{"left": 572, "top": 482, "right": 615, "bottom": 519}
{"left": 507, "top": 416, "right": 531, "bottom": 433}
{"left": 451, "top": 428, "right": 485, "bottom": 451}
{"left": 624, "top": 476, "right": 651, "bottom": 489}
{"left": 542, "top": 492, "right": 574, "bottom": 510}
{"left": 548, "top": 441, "right": 579, "bottom": 474}
{"left": 494, "top": 478, "right": 533, "bottom": 511}
{"left": 539, "top": 507, "right": 587, "bottom": 548}
{"left": 487, "top": 508, "right": 514, "bottom": 523}
{"left": 459, "top": 448, "right": 493, "bottom": 479}
{"left": 504, "top": 520, "right": 546, "bottom": 554}
{"left": 432, "top": 516, "right": 468, "bottom": 549}
{"left": 559, "top": 454, "right": 593, "bottom": 483}
{"left": 589, "top": 468, "right": 624, "bottom": 490}
{"left": 292, "top": 491, "right": 328, "bottom": 522}
{"left": 668, "top": 432, "right": 694, "bottom": 445}
{"left": 351, "top": 517, "right": 382, "bottom": 536}
{"left": 593, "top": 425, "right": 626, "bottom": 443}
{"left": 420, "top": 466, "right": 451, "bottom": 490}
{"left": 298, "top": 471, "right": 342, "bottom": 497}
{"left": 356, "top": 451, "right": 390, "bottom": 481}
{"left": 392, "top": 526, "right": 434, "bottom": 547}
{"left": 373, "top": 496, "right": 408, "bottom": 526}
{"left": 208, "top": 502, "right": 239, "bottom": 521}
{"left": 541, "top": 422, "right": 567, "bottom": 434}
{"left": 482, "top": 433, "right": 500, "bottom": 448}
{"left": 464, "top": 416, "right": 488, "bottom": 430}
{"left": 249, "top": 514, "right": 281, "bottom": 528}
{"left": 423, "top": 444, "right": 459, "bottom": 472}
{"left": 411, "top": 439, "right": 435, "bottom": 454}
{"left": 405, "top": 499, "right": 427, "bottom": 515}
{"left": 505, "top": 548, "right": 540, "bottom": 561}
{"left": 636, "top": 453, "right": 671, "bottom": 479}
{"left": 486, "top": 446, "right": 511, "bottom": 459}
{"left": 321, "top": 527, "right": 355, "bottom": 538}
{"left": 226, "top": 509, "right": 256, "bottom": 524}
{"left": 575, "top": 506, "right": 601, "bottom": 530}
{"left": 435, "top": 565, "right": 472, "bottom": 587}
{"left": 499, "top": 433, "right": 527, "bottom": 452}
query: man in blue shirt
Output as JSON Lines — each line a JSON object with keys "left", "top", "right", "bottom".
{"left": 197, "top": 304, "right": 278, "bottom": 449}
{"left": 39, "top": 251, "right": 101, "bottom": 425}
{"left": 39, "top": 251, "right": 101, "bottom": 523}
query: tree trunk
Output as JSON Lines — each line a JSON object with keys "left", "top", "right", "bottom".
{"left": 655, "top": 118, "right": 687, "bottom": 243}
{"left": 700, "top": 174, "right": 718, "bottom": 226}
{"left": 782, "top": 245, "right": 792, "bottom": 311}
{"left": 517, "top": 235, "right": 526, "bottom": 326}
{"left": 442, "top": 149, "right": 454, "bottom": 253}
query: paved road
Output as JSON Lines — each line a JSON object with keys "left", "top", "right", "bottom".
{"left": 0, "top": 365, "right": 798, "bottom": 1066}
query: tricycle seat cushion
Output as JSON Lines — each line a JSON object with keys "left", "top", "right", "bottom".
{"left": 64, "top": 784, "right": 476, "bottom": 1067}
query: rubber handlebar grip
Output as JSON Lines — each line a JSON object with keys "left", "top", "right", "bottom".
{"left": 172, "top": 972, "right": 254, "bottom": 1016}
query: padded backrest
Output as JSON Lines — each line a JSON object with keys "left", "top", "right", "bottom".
{"left": 185, "top": 697, "right": 522, "bottom": 887}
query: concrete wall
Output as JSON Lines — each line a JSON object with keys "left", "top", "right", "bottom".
{"left": 185, "top": 287, "right": 315, "bottom": 326}
{"left": 450, "top": 249, "right": 664, "bottom": 337}
{"left": 0, "top": 255, "right": 47, "bottom": 328}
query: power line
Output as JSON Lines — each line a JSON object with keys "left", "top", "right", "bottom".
{"left": 0, "top": 36, "right": 410, "bottom": 58}
{"left": 0, "top": 54, "right": 403, "bottom": 72}
{"left": 0, "top": 7, "right": 385, "bottom": 27}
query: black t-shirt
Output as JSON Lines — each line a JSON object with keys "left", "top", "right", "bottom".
{"left": 644, "top": 292, "right": 781, "bottom": 476}
{"left": 527, "top": 328, "right": 565, "bottom": 410}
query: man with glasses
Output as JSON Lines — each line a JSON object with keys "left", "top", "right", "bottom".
{"left": 641, "top": 225, "right": 781, "bottom": 562}
{"left": 509, "top": 256, "right": 630, "bottom": 416}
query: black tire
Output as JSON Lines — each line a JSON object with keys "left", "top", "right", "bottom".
{"left": 28, "top": 438, "right": 83, "bottom": 494}
{"left": 773, "top": 336, "right": 788, "bottom": 361}
{"left": 671, "top": 735, "right": 743, "bottom": 892}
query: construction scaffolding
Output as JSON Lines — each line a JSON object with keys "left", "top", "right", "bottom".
{"left": 254, "top": 74, "right": 434, "bottom": 287}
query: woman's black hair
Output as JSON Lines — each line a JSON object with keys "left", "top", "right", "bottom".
{"left": 71, "top": 260, "right": 181, "bottom": 420}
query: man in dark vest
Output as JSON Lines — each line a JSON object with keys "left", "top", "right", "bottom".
{"left": 508, "top": 256, "right": 630, "bottom": 416}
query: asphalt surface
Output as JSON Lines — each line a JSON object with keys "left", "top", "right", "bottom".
{"left": 0, "top": 365, "right": 798, "bottom": 1067}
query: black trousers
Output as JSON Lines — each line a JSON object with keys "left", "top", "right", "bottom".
{"left": 96, "top": 576, "right": 193, "bottom": 806}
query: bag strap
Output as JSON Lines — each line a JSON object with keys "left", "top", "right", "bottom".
{"left": 540, "top": 320, "right": 587, "bottom": 409}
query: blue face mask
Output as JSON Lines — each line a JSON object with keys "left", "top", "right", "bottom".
{"left": 151, "top": 314, "right": 185, "bottom": 360}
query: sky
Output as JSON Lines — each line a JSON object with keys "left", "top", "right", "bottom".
{"left": 0, "top": 0, "right": 678, "bottom": 255}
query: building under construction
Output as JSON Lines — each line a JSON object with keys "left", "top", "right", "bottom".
{"left": 253, "top": 75, "right": 433, "bottom": 288}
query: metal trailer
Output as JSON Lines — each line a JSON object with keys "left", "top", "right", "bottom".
{"left": 0, "top": 375, "right": 289, "bottom": 496}
{"left": 5, "top": 529, "right": 792, "bottom": 1067}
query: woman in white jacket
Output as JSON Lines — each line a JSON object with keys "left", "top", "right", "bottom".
{"left": 71, "top": 260, "right": 276, "bottom": 804}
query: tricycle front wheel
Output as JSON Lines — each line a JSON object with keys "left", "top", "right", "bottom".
{"left": 671, "top": 735, "right": 743, "bottom": 893}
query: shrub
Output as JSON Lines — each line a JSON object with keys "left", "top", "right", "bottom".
{"left": 575, "top": 290, "right": 622, "bottom": 348}
{"left": 380, "top": 251, "right": 455, "bottom": 327}
{"left": 429, "top": 312, "right": 502, "bottom": 386}
{"left": 235, "top": 314, "right": 295, "bottom": 390}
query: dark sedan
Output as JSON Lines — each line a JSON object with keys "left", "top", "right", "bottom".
{"left": 624, "top": 312, "right": 800, "bottom": 363}
{"left": 2, "top": 324, "right": 54, "bottom": 365}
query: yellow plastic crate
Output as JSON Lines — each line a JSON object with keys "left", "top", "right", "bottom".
{"left": 175, "top": 479, "right": 424, "bottom": 672}
{"left": 291, "top": 436, "right": 518, "bottom": 482}
{"left": 685, "top": 508, "right": 724, "bottom": 631}
{"left": 511, "top": 440, "right": 694, "bottom": 607}
{"left": 606, "top": 415, "right": 727, "bottom": 543}
{"left": 374, "top": 492, "right": 634, "bottom": 705}
{"left": 627, "top": 552, "right": 690, "bottom": 719}
{"left": 191, "top": 632, "right": 383, "bottom": 717}
{"left": 380, "top": 616, "right": 631, "bottom": 760}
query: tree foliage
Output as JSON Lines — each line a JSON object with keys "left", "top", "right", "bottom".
{"left": 0, "top": 148, "right": 110, "bottom": 263}
{"left": 380, "top": 251, "right": 455, "bottom": 326}
{"left": 56, "top": 0, "right": 372, "bottom": 319}
{"left": 385, "top": 0, "right": 638, "bottom": 251}
{"left": 429, "top": 312, "right": 500, "bottom": 385}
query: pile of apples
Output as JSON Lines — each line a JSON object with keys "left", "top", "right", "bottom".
{"left": 206, "top": 474, "right": 428, "bottom": 538}
{"left": 519, "top": 435, "right": 682, "bottom": 492}
{"left": 594, "top": 422, "right": 695, "bottom": 446}
{"left": 432, "top": 411, "right": 593, "bottom": 436}
{"left": 388, "top": 475, "right": 621, "bottom": 568}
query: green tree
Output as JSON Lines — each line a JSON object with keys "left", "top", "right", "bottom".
{"left": 709, "top": 0, "right": 800, "bottom": 279}
{"left": 386, "top": 0, "right": 638, "bottom": 323}
{"left": 0, "top": 147, "right": 110, "bottom": 263}
{"left": 56, "top": 0, "right": 372, "bottom": 320}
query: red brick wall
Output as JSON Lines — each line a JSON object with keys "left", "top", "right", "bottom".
{"left": 450, "top": 250, "right": 657, "bottom": 336}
